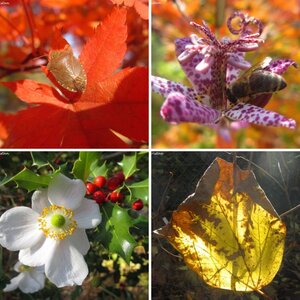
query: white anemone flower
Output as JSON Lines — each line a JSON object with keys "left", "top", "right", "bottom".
{"left": 0, "top": 173, "right": 101, "bottom": 287}
{"left": 4, "top": 261, "right": 45, "bottom": 293}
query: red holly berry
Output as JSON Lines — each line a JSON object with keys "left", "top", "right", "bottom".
{"left": 109, "top": 191, "right": 124, "bottom": 203}
{"left": 106, "top": 177, "right": 122, "bottom": 190}
{"left": 86, "top": 182, "right": 97, "bottom": 195}
{"left": 132, "top": 199, "right": 143, "bottom": 210}
{"left": 94, "top": 176, "right": 106, "bottom": 188}
{"left": 93, "top": 190, "right": 106, "bottom": 204}
{"left": 115, "top": 172, "right": 125, "bottom": 183}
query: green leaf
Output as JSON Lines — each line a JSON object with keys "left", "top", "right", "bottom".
{"left": 131, "top": 215, "right": 148, "bottom": 232}
{"left": 0, "top": 168, "right": 51, "bottom": 192}
{"left": 89, "top": 161, "right": 108, "bottom": 178}
{"left": 118, "top": 153, "right": 138, "bottom": 179}
{"left": 72, "top": 152, "right": 100, "bottom": 181}
{"left": 31, "top": 152, "right": 51, "bottom": 168}
{"left": 97, "top": 202, "right": 137, "bottom": 264}
{"left": 127, "top": 178, "right": 149, "bottom": 204}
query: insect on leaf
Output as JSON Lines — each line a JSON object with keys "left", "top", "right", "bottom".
{"left": 156, "top": 157, "right": 286, "bottom": 293}
{"left": 47, "top": 48, "right": 87, "bottom": 92}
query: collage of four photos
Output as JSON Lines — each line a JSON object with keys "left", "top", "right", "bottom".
{"left": 0, "top": 0, "right": 300, "bottom": 299}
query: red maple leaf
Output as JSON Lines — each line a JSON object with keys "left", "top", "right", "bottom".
{"left": 111, "top": 0, "right": 148, "bottom": 20}
{"left": 0, "top": 7, "right": 148, "bottom": 148}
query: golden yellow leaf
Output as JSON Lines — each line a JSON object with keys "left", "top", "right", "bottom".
{"left": 156, "top": 157, "right": 286, "bottom": 293}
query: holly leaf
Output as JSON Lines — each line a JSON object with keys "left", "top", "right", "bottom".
{"left": 0, "top": 7, "right": 148, "bottom": 148}
{"left": 72, "top": 152, "right": 100, "bottom": 181}
{"left": 127, "top": 178, "right": 148, "bottom": 204}
{"left": 119, "top": 153, "right": 138, "bottom": 179}
{"left": 156, "top": 157, "right": 286, "bottom": 293}
{"left": 89, "top": 161, "right": 108, "bottom": 179}
{"left": 97, "top": 202, "right": 137, "bottom": 263}
{"left": 0, "top": 168, "right": 51, "bottom": 192}
{"left": 31, "top": 152, "right": 54, "bottom": 169}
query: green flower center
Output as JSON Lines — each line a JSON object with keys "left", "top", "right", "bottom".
{"left": 19, "top": 265, "right": 31, "bottom": 272}
{"left": 38, "top": 204, "right": 77, "bottom": 240}
{"left": 51, "top": 214, "right": 66, "bottom": 227}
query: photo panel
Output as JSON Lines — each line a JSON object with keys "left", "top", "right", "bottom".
{"left": 152, "top": 151, "right": 300, "bottom": 299}
{"left": 0, "top": 151, "right": 149, "bottom": 299}
{"left": 0, "top": 1, "right": 148, "bottom": 148}
{"left": 152, "top": 0, "right": 299, "bottom": 148}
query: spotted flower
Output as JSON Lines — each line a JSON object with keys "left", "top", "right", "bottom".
{"left": 152, "top": 12, "right": 297, "bottom": 132}
{"left": 4, "top": 261, "right": 45, "bottom": 294}
{"left": 0, "top": 174, "right": 101, "bottom": 287}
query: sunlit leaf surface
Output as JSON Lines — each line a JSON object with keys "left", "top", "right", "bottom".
{"left": 156, "top": 157, "right": 286, "bottom": 292}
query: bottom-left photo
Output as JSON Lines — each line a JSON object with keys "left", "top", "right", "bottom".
{"left": 0, "top": 151, "right": 149, "bottom": 300}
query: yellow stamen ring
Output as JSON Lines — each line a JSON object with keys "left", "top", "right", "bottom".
{"left": 38, "top": 205, "right": 77, "bottom": 240}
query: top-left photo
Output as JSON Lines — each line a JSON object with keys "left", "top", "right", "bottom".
{"left": 0, "top": 0, "right": 148, "bottom": 148}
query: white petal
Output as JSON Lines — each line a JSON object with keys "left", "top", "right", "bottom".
{"left": 45, "top": 239, "right": 88, "bottom": 287}
{"left": 69, "top": 229, "right": 90, "bottom": 255}
{"left": 19, "top": 271, "right": 45, "bottom": 293}
{"left": 31, "top": 189, "right": 50, "bottom": 213}
{"left": 3, "top": 273, "right": 24, "bottom": 292}
{"left": 0, "top": 207, "right": 44, "bottom": 251}
{"left": 19, "top": 237, "right": 54, "bottom": 267}
{"left": 48, "top": 174, "right": 85, "bottom": 210}
{"left": 13, "top": 261, "right": 22, "bottom": 273}
{"left": 74, "top": 199, "right": 101, "bottom": 229}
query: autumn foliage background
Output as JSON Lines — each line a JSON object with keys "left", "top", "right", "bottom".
{"left": 152, "top": 0, "right": 300, "bottom": 148}
{"left": 0, "top": 0, "right": 148, "bottom": 148}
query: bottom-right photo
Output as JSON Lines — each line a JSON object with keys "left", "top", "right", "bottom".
{"left": 152, "top": 152, "right": 300, "bottom": 300}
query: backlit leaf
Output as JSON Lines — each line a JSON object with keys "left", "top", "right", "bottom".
{"left": 156, "top": 157, "right": 286, "bottom": 293}
{"left": 0, "top": 7, "right": 148, "bottom": 148}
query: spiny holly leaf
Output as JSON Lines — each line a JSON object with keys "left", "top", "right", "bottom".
{"left": 72, "top": 152, "right": 100, "bottom": 181}
{"left": 0, "top": 8, "right": 148, "bottom": 148}
{"left": 97, "top": 202, "right": 137, "bottom": 264}
{"left": 127, "top": 178, "right": 148, "bottom": 204}
{"left": 0, "top": 168, "right": 51, "bottom": 192}
{"left": 89, "top": 161, "right": 108, "bottom": 179}
{"left": 119, "top": 153, "right": 138, "bottom": 179}
{"left": 31, "top": 152, "right": 55, "bottom": 169}
{"left": 156, "top": 157, "right": 286, "bottom": 293}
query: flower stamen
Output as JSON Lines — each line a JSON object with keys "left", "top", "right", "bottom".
{"left": 38, "top": 205, "right": 77, "bottom": 240}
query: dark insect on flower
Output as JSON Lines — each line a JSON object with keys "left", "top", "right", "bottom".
{"left": 226, "top": 57, "right": 287, "bottom": 105}
{"left": 47, "top": 48, "right": 87, "bottom": 93}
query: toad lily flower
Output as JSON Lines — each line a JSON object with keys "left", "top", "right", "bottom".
{"left": 152, "top": 12, "right": 297, "bottom": 132}
{"left": 4, "top": 261, "right": 45, "bottom": 294}
{"left": 0, "top": 174, "right": 101, "bottom": 287}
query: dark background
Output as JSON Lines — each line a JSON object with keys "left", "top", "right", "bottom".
{"left": 152, "top": 151, "right": 300, "bottom": 300}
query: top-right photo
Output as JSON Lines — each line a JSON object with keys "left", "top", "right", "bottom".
{"left": 152, "top": 0, "right": 300, "bottom": 148}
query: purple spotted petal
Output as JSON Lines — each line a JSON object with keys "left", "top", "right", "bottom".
{"left": 227, "top": 52, "right": 251, "bottom": 70}
{"left": 226, "top": 52, "right": 250, "bottom": 85}
{"left": 225, "top": 103, "right": 296, "bottom": 129}
{"left": 151, "top": 76, "right": 198, "bottom": 100}
{"left": 265, "top": 59, "right": 297, "bottom": 75}
{"left": 175, "top": 37, "right": 212, "bottom": 97}
{"left": 160, "top": 92, "right": 221, "bottom": 125}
